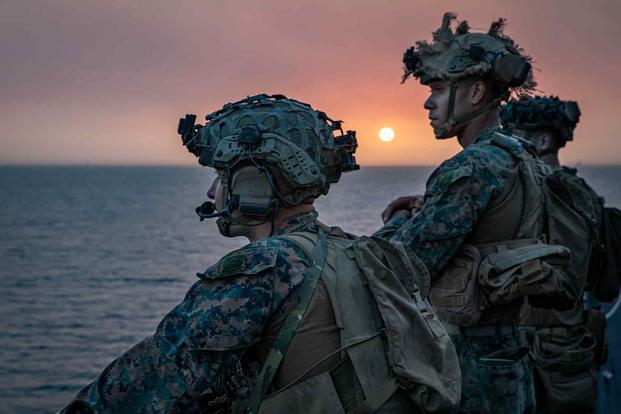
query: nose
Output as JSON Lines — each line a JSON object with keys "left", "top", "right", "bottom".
{"left": 424, "top": 94, "right": 435, "bottom": 110}
{"left": 207, "top": 176, "right": 220, "bottom": 200}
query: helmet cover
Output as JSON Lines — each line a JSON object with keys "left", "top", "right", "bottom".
{"left": 402, "top": 12, "right": 537, "bottom": 100}
{"left": 179, "top": 94, "right": 359, "bottom": 203}
{"left": 500, "top": 96, "right": 581, "bottom": 141}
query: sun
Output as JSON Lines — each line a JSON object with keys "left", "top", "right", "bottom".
{"left": 379, "top": 127, "right": 395, "bottom": 142}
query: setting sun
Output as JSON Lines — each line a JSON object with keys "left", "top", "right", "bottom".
{"left": 379, "top": 127, "right": 395, "bottom": 142}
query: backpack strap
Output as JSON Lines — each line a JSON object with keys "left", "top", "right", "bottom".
{"left": 246, "top": 227, "right": 328, "bottom": 414}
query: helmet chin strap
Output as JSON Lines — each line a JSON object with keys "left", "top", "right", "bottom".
{"left": 434, "top": 80, "right": 501, "bottom": 139}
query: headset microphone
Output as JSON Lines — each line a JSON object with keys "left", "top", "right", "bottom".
{"left": 195, "top": 196, "right": 240, "bottom": 221}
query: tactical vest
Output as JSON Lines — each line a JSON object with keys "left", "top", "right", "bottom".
{"left": 429, "top": 132, "right": 578, "bottom": 327}
{"left": 520, "top": 167, "right": 606, "bottom": 326}
{"left": 517, "top": 168, "right": 609, "bottom": 414}
{"left": 242, "top": 226, "right": 461, "bottom": 414}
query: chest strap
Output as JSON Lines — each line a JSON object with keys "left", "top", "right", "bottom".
{"left": 247, "top": 228, "right": 329, "bottom": 414}
{"left": 443, "top": 322, "right": 517, "bottom": 337}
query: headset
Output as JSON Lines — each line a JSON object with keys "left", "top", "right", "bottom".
{"left": 195, "top": 163, "right": 280, "bottom": 224}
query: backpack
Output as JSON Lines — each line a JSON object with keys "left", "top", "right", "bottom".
{"left": 246, "top": 226, "right": 461, "bottom": 413}
{"left": 545, "top": 167, "right": 620, "bottom": 301}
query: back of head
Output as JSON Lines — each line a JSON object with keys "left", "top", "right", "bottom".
{"left": 500, "top": 96, "right": 581, "bottom": 144}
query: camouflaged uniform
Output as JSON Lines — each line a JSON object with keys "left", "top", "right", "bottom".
{"left": 62, "top": 212, "right": 419, "bottom": 413}
{"left": 61, "top": 94, "right": 461, "bottom": 413}
{"left": 376, "top": 129, "right": 537, "bottom": 413}
{"left": 61, "top": 212, "right": 318, "bottom": 414}
{"left": 383, "top": 11, "right": 562, "bottom": 412}
{"left": 62, "top": 210, "right": 459, "bottom": 414}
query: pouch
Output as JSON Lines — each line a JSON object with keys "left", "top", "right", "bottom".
{"left": 583, "top": 308, "right": 608, "bottom": 366}
{"left": 477, "top": 243, "right": 576, "bottom": 310}
{"left": 429, "top": 244, "right": 483, "bottom": 326}
{"left": 532, "top": 326, "right": 597, "bottom": 414}
{"left": 474, "top": 348, "right": 532, "bottom": 414}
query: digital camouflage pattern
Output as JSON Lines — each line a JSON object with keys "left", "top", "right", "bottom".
{"left": 374, "top": 129, "right": 514, "bottom": 276}
{"left": 60, "top": 212, "right": 320, "bottom": 414}
{"left": 500, "top": 96, "right": 581, "bottom": 142}
{"left": 450, "top": 333, "right": 534, "bottom": 414}
{"left": 375, "top": 128, "right": 537, "bottom": 412}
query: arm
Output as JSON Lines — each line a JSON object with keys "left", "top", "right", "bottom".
{"left": 388, "top": 154, "right": 506, "bottom": 277}
{"left": 61, "top": 242, "right": 308, "bottom": 413}
{"left": 373, "top": 210, "right": 411, "bottom": 239}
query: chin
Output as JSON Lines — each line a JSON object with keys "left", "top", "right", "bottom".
{"left": 433, "top": 126, "right": 457, "bottom": 140}
{"left": 217, "top": 217, "right": 254, "bottom": 240}
{"left": 216, "top": 217, "right": 233, "bottom": 237}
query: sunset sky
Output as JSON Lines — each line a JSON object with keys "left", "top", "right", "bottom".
{"left": 2, "top": 0, "right": 620, "bottom": 166}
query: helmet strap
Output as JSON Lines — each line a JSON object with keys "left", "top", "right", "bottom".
{"left": 434, "top": 80, "right": 500, "bottom": 139}
{"left": 434, "top": 81, "right": 460, "bottom": 139}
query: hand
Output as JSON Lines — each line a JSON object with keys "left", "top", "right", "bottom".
{"left": 381, "top": 195, "right": 424, "bottom": 223}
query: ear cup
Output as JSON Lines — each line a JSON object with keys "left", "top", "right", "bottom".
{"left": 230, "top": 166, "right": 278, "bottom": 217}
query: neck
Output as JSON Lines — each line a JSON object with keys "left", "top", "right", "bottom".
{"left": 539, "top": 152, "right": 562, "bottom": 170}
{"left": 247, "top": 203, "right": 315, "bottom": 242}
{"left": 457, "top": 107, "right": 500, "bottom": 148}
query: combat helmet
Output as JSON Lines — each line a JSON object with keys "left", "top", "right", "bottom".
{"left": 500, "top": 96, "right": 581, "bottom": 143}
{"left": 402, "top": 13, "right": 537, "bottom": 138}
{"left": 178, "top": 94, "right": 359, "bottom": 223}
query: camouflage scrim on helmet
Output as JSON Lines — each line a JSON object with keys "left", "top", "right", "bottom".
{"left": 402, "top": 12, "right": 537, "bottom": 99}
{"left": 500, "top": 96, "right": 581, "bottom": 141}
{"left": 178, "top": 94, "right": 359, "bottom": 198}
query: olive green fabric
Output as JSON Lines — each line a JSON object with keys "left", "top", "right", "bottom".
{"left": 521, "top": 166, "right": 609, "bottom": 329}
{"left": 429, "top": 132, "right": 579, "bottom": 326}
{"left": 401, "top": 13, "right": 536, "bottom": 98}
{"left": 478, "top": 242, "right": 572, "bottom": 306}
{"left": 500, "top": 96, "right": 581, "bottom": 142}
{"left": 245, "top": 228, "right": 329, "bottom": 414}
{"left": 531, "top": 326, "right": 597, "bottom": 414}
{"left": 256, "top": 230, "right": 461, "bottom": 413}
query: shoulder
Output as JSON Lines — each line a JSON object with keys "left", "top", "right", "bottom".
{"left": 166, "top": 237, "right": 312, "bottom": 350}
{"left": 426, "top": 138, "right": 514, "bottom": 197}
{"left": 462, "top": 132, "right": 520, "bottom": 169}
{"left": 199, "top": 236, "right": 309, "bottom": 281}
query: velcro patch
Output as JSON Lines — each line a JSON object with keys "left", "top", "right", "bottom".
{"left": 427, "top": 164, "right": 473, "bottom": 197}
{"left": 198, "top": 246, "right": 279, "bottom": 279}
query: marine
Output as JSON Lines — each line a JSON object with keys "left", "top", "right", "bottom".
{"left": 501, "top": 95, "right": 621, "bottom": 413}
{"left": 375, "top": 13, "right": 582, "bottom": 413}
{"left": 60, "top": 94, "right": 460, "bottom": 413}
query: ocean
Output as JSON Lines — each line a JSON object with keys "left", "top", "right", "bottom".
{"left": 1, "top": 165, "right": 620, "bottom": 413}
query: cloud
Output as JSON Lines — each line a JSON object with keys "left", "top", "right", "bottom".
{"left": 1, "top": 0, "right": 619, "bottom": 165}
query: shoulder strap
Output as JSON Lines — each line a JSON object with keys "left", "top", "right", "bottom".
{"left": 247, "top": 228, "right": 329, "bottom": 414}
{"left": 276, "top": 232, "right": 319, "bottom": 257}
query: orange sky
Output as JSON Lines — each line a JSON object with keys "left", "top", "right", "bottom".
{"left": 1, "top": 0, "right": 620, "bottom": 166}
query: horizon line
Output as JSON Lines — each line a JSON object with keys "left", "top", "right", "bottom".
{"left": 2, "top": 162, "right": 621, "bottom": 168}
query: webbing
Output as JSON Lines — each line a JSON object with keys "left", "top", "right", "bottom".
{"left": 246, "top": 228, "right": 329, "bottom": 414}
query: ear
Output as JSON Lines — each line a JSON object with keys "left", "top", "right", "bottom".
{"left": 535, "top": 131, "right": 554, "bottom": 152}
{"left": 469, "top": 80, "right": 487, "bottom": 106}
